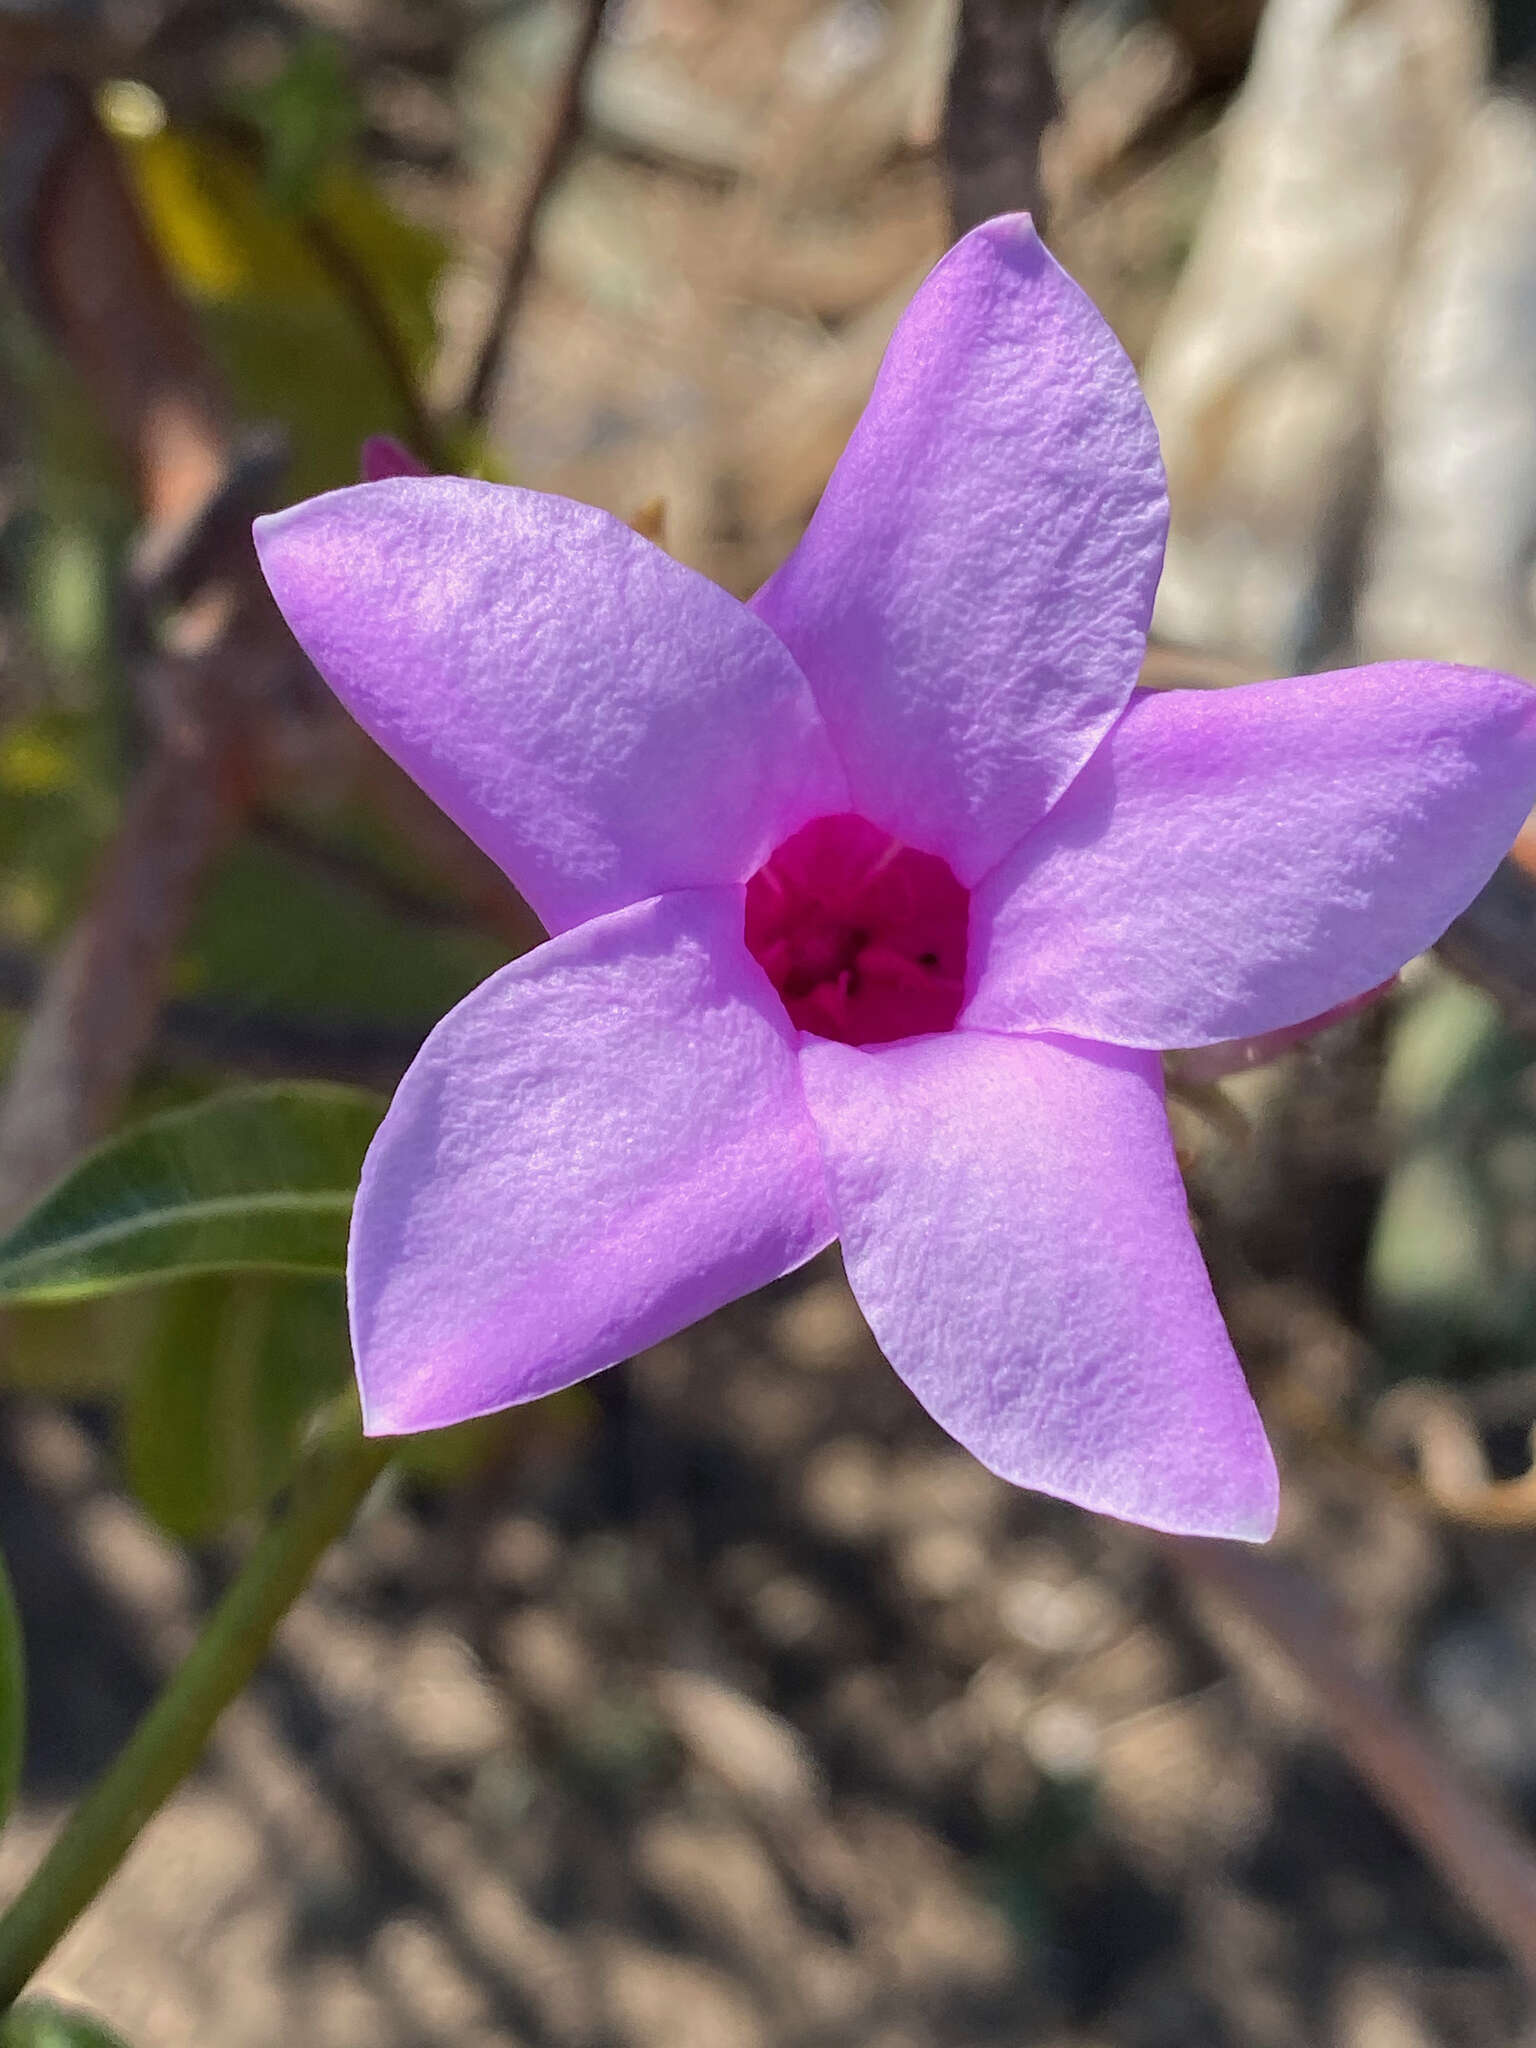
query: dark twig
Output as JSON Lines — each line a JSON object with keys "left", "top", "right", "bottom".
{"left": 202, "top": 115, "right": 447, "bottom": 473}
{"left": 157, "top": 1000, "right": 419, "bottom": 1088}
{"left": 943, "top": 0, "right": 1061, "bottom": 240}
{"left": 0, "top": 930, "right": 421, "bottom": 1088}
{"left": 350, "top": 743, "right": 547, "bottom": 952}
{"left": 295, "top": 207, "right": 452, "bottom": 474}
{"left": 1168, "top": 1536, "right": 1536, "bottom": 1986}
{"left": 460, "top": 0, "right": 607, "bottom": 427}
{"left": 249, "top": 804, "right": 504, "bottom": 937}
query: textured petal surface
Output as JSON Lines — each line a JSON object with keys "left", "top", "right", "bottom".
{"left": 351, "top": 889, "right": 833, "bottom": 1433}
{"left": 799, "top": 1030, "right": 1277, "bottom": 1539}
{"left": 968, "top": 664, "right": 1536, "bottom": 1047}
{"left": 752, "top": 215, "right": 1167, "bottom": 885}
{"left": 256, "top": 478, "right": 847, "bottom": 934}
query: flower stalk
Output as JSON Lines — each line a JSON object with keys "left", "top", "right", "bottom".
{"left": 0, "top": 1419, "right": 392, "bottom": 2010}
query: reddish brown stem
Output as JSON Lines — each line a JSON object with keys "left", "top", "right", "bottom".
{"left": 0, "top": 75, "right": 308, "bottom": 1214}
{"left": 1169, "top": 1536, "right": 1536, "bottom": 1986}
{"left": 459, "top": 0, "right": 607, "bottom": 426}
{"left": 943, "top": 0, "right": 1061, "bottom": 239}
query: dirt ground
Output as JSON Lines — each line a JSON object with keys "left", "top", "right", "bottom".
{"left": 3, "top": 1120, "right": 1533, "bottom": 2047}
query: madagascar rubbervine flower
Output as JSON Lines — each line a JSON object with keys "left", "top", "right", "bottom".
{"left": 255, "top": 217, "right": 1536, "bottom": 1540}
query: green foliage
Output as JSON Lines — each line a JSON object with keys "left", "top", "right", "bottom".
{"left": 394, "top": 1408, "right": 526, "bottom": 1485}
{"left": 0, "top": 38, "right": 539, "bottom": 1565}
{"left": 984, "top": 1773, "right": 1097, "bottom": 1944}
{"left": 1367, "top": 967, "right": 1536, "bottom": 1373}
{"left": 26, "top": 529, "right": 111, "bottom": 683}
{"left": 184, "top": 835, "right": 504, "bottom": 1028}
{"left": 120, "top": 1276, "right": 352, "bottom": 1541}
{"left": 0, "top": 1085, "right": 381, "bottom": 1305}
{"left": 2, "top": 1298, "right": 158, "bottom": 1399}
{"left": 0, "top": 1543, "right": 22, "bottom": 1833}
{"left": 0, "top": 1998, "right": 131, "bottom": 2047}
{"left": 0, "top": 713, "right": 119, "bottom": 959}
{"left": 233, "top": 34, "right": 364, "bottom": 214}
{"left": 0, "top": 1081, "right": 565, "bottom": 1531}
{"left": 121, "top": 126, "right": 445, "bottom": 498}
{"left": 0, "top": 301, "right": 134, "bottom": 725}
{"left": 112, "top": 1276, "right": 559, "bottom": 1534}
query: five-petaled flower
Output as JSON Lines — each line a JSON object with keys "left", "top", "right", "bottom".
{"left": 255, "top": 216, "right": 1536, "bottom": 1541}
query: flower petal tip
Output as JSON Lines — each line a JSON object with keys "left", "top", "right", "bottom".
{"left": 253, "top": 480, "right": 409, "bottom": 574}
{"left": 1197, "top": 1489, "right": 1279, "bottom": 1547}
{"left": 1435, "top": 662, "right": 1536, "bottom": 767}
{"left": 1232, "top": 1504, "right": 1280, "bottom": 1547}
{"left": 249, "top": 501, "right": 292, "bottom": 557}
{"left": 251, "top": 495, "right": 331, "bottom": 587}
{"left": 1154, "top": 1442, "right": 1280, "bottom": 1545}
{"left": 1049, "top": 1454, "right": 1278, "bottom": 1543}
{"left": 352, "top": 1323, "right": 459, "bottom": 1440}
{"left": 355, "top": 1375, "right": 415, "bottom": 1440}
{"left": 969, "top": 210, "right": 1038, "bottom": 251}
{"left": 356, "top": 1369, "right": 466, "bottom": 1440}
{"left": 941, "top": 212, "right": 1050, "bottom": 297}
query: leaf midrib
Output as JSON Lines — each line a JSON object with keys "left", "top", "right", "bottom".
{"left": 0, "top": 1188, "right": 355, "bottom": 1279}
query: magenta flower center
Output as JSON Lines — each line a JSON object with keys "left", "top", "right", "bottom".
{"left": 744, "top": 813, "right": 970, "bottom": 1045}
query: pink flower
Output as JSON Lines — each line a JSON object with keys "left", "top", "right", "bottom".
{"left": 254, "top": 217, "right": 1536, "bottom": 1540}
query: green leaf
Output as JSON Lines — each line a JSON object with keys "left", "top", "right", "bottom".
{"left": 0, "top": 1085, "right": 382, "bottom": 1304}
{"left": 1368, "top": 964, "right": 1536, "bottom": 1376}
{"left": 185, "top": 835, "right": 503, "bottom": 1029}
{"left": 121, "top": 1276, "right": 352, "bottom": 1542}
{"left": 233, "top": 33, "right": 364, "bottom": 214}
{"left": 395, "top": 1409, "right": 523, "bottom": 1485}
{"left": 0, "top": 1998, "right": 132, "bottom": 2047}
{"left": 122, "top": 128, "right": 447, "bottom": 499}
{"left": 0, "top": 1542, "right": 22, "bottom": 1832}
{"left": 393, "top": 1387, "right": 598, "bottom": 1487}
{"left": 0, "top": 1297, "right": 157, "bottom": 1398}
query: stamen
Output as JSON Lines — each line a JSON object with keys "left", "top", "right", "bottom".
{"left": 744, "top": 813, "right": 970, "bottom": 1046}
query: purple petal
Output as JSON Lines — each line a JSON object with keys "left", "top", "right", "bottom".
{"left": 351, "top": 889, "right": 833, "bottom": 1434}
{"left": 255, "top": 479, "right": 847, "bottom": 935}
{"left": 968, "top": 665, "right": 1536, "bottom": 1048}
{"left": 752, "top": 215, "right": 1167, "bottom": 885}
{"left": 799, "top": 1030, "right": 1277, "bottom": 1539}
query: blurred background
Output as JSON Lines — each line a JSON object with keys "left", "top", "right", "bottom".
{"left": 4, "top": 0, "right": 1536, "bottom": 2041}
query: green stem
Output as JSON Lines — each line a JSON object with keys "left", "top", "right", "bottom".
{"left": 0, "top": 1422, "right": 392, "bottom": 2009}
{"left": 0, "top": 1549, "right": 23, "bottom": 1835}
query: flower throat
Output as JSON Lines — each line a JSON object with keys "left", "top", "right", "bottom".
{"left": 744, "top": 813, "right": 969, "bottom": 1046}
